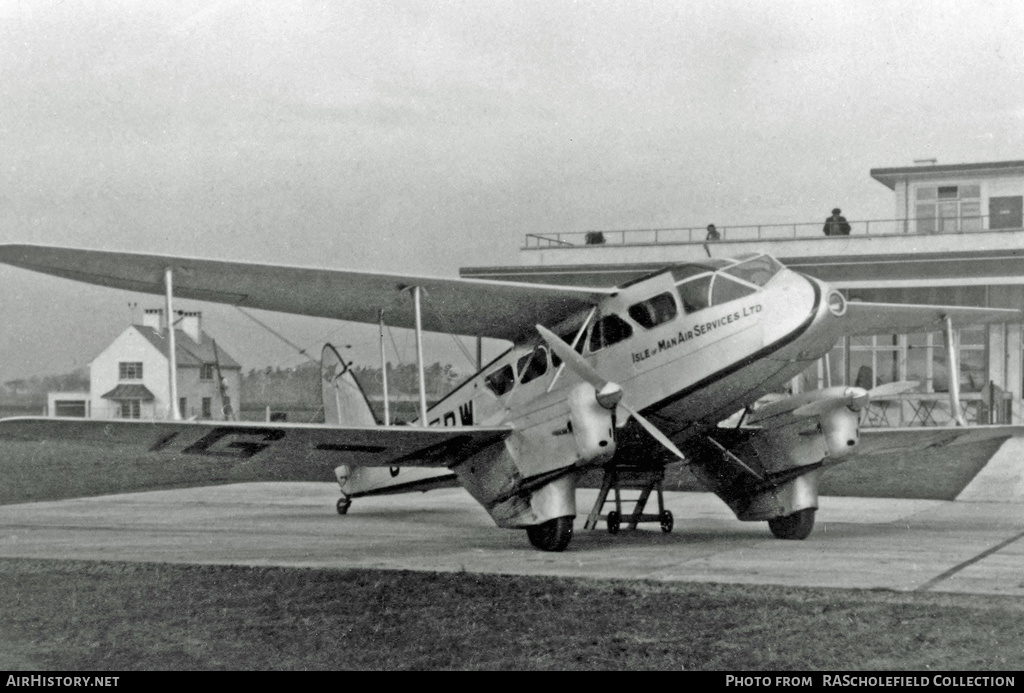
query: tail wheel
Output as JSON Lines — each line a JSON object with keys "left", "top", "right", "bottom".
{"left": 606, "top": 511, "right": 621, "bottom": 535}
{"left": 659, "top": 510, "right": 674, "bottom": 534}
{"left": 526, "top": 516, "right": 574, "bottom": 552}
{"left": 336, "top": 497, "right": 352, "bottom": 515}
{"left": 768, "top": 508, "right": 815, "bottom": 540}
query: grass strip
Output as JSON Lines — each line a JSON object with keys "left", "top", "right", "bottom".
{"left": 1, "top": 559, "right": 1021, "bottom": 671}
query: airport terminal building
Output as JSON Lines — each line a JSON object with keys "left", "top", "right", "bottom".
{"left": 462, "top": 159, "right": 1024, "bottom": 427}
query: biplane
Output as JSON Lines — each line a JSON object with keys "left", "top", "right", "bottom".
{"left": 0, "top": 244, "right": 1018, "bottom": 551}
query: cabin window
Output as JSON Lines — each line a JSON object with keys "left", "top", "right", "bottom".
{"left": 676, "top": 275, "right": 712, "bottom": 313}
{"left": 723, "top": 255, "right": 782, "bottom": 287}
{"left": 711, "top": 275, "right": 757, "bottom": 305}
{"left": 118, "top": 362, "right": 143, "bottom": 380}
{"left": 517, "top": 347, "right": 549, "bottom": 385}
{"left": 628, "top": 293, "right": 678, "bottom": 329}
{"left": 484, "top": 363, "right": 516, "bottom": 396}
{"left": 588, "top": 314, "right": 633, "bottom": 352}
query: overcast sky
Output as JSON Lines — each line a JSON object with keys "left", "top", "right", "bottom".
{"left": 2, "top": 0, "right": 1023, "bottom": 382}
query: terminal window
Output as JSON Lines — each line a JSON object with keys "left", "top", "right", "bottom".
{"left": 915, "top": 184, "right": 981, "bottom": 233}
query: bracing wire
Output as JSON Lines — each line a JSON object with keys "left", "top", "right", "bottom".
{"left": 233, "top": 306, "right": 317, "bottom": 364}
{"left": 420, "top": 288, "right": 481, "bottom": 370}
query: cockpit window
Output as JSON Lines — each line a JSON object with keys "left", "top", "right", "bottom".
{"left": 484, "top": 364, "right": 515, "bottom": 396}
{"left": 517, "top": 346, "right": 549, "bottom": 385}
{"left": 588, "top": 314, "right": 633, "bottom": 352}
{"left": 711, "top": 275, "right": 757, "bottom": 305}
{"left": 628, "top": 292, "right": 678, "bottom": 329}
{"left": 722, "top": 255, "right": 782, "bottom": 287}
{"left": 676, "top": 274, "right": 712, "bottom": 313}
{"left": 550, "top": 327, "right": 587, "bottom": 367}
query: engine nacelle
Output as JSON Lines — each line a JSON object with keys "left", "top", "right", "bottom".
{"left": 819, "top": 406, "right": 861, "bottom": 459}
{"left": 567, "top": 382, "right": 617, "bottom": 465}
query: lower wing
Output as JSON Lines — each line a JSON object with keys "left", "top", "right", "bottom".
{"left": 852, "top": 425, "right": 1024, "bottom": 457}
{"left": 0, "top": 417, "right": 510, "bottom": 502}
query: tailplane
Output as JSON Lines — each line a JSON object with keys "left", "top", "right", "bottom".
{"left": 321, "top": 343, "right": 458, "bottom": 511}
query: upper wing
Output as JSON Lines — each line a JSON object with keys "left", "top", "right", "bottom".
{"left": 842, "top": 301, "right": 1018, "bottom": 336}
{"left": 0, "top": 244, "right": 614, "bottom": 342}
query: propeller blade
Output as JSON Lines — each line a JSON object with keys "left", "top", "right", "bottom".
{"left": 536, "top": 325, "right": 605, "bottom": 388}
{"left": 620, "top": 403, "right": 686, "bottom": 462}
{"left": 791, "top": 387, "right": 868, "bottom": 417}
{"left": 868, "top": 380, "right": 920, "bottom": 398}
{"left": 536, "top": 324, "right": 622, "bottom": 409}
{"left": 535, "top": 324, "right": 679, "bottom": 460}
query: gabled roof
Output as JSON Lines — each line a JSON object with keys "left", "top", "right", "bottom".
{"left": 133, "top": 326, "right": 242, "bottom": 370}
{"left": 870, "top": 159, "right": 1024, "bottom": 190}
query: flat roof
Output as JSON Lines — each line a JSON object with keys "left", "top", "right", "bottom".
{"left": 462, "top": 248, "right": 1024, "bottom": 288}
{"left": 871, "top": 159, "right": 1024, "bottom": 189}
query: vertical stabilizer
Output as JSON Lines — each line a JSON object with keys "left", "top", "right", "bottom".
{"left": 321, "top": 344, "right": 378, "bottom": 426}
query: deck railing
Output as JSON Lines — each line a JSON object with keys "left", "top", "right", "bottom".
{"left": 523, "top": 215, "right": 1015, "bottom": 249}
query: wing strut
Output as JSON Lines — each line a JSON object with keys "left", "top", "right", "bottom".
{"left": 164, "top": 267, "right": 181, "bottom": 420}
{"left": 379, "top": 309, "right": 391, "bottom": 426}
{"left": 943, "top": 315, "right": 968, "bottom": 426}
{"left": 413, "top": 286, "right": 428, "bottom": 427}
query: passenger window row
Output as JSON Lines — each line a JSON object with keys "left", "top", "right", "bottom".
{"left": 483, "top": 260, "right": 774, "bottom": 396}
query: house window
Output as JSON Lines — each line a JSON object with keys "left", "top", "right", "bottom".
{"left": 119, "top": 362, "right": 143, "bottom": 380}
{"left": 202, "top": 397, "right": 212, "bottom": 419}
{"left": 119, "top": 400, "right": 141, "bottom": 419}
{"left": 915, "top": 184, "right": 982, "bottom": 234}
{"left": 200, "top": 364, "right": 215, "bottom": 381}
{"left": 179, "top": 398, "right": 188, "bottom": 417}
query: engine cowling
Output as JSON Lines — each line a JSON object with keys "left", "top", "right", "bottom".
{"left": 819, "top": 405, "right": 861, "bottom": 459}
{"left": 567, "top": 382, "right": 617, "bottom": 465}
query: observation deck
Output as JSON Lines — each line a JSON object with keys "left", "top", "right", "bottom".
{"left": 464, "top": 216, "right": 1024, "bottom": 289}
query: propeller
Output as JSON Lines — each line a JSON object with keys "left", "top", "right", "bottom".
{"left": 791, "top": 381, "right": 919, "bottom": 418}
{"left": 536, "top": 325, "right": 686, "bottom": 462}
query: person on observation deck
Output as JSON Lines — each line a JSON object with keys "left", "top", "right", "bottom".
{"left": 823, "top": 208, "right": 851, "bottom": 236}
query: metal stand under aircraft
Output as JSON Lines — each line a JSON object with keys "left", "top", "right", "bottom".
{"left": 585, "top": 465, "right": 674, "bottom": 535}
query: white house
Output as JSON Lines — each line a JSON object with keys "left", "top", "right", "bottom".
{"left": 88, "top": 309, "right": 242, "bottom": 420}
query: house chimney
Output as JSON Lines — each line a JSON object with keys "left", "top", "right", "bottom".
{"left": 179, "top": 311, "right": 202, "bottom": 342}
{"left": 142, "top": 308, "right": 165, "bottom": 331}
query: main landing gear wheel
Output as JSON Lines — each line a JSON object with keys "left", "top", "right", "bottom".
{"left": 526, "top": 516, "right": 574, "bottom": 551}
{"left": 659, "top": 510, "right": 674, "bottom": 534}
{"left": 606, "top": 511, "right": 621, "bottom": 535}
{"left": 768, "top": 508, "right": 815, "bottom": 540}
{"left": 336, "top": 497, "right": 352, "bottom": 515}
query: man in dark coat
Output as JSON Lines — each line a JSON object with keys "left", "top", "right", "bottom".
{"left": 823, "top": 208, "right": 851, "bottom": 236}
